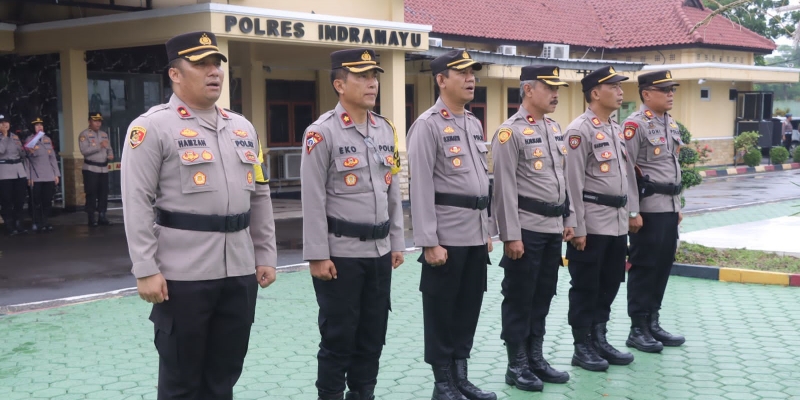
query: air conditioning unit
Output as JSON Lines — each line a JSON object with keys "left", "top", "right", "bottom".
{"left": 498, "top": 45, "right": 517, "bottom": 56}
{"left": 429, "top": 37, "right": 443, "bottom": 47}
{"left": 283, "top": 153, "right": 301, "bottom": 179}
{"left": 542, "top": 44, "right": 570, "bottom": 60}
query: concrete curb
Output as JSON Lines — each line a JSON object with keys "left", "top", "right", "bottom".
{"left": 670, "top": 262, "right": 800, "bottom": 287}
{"left": 699, "top": 162, "right": 800, "bottom": 178}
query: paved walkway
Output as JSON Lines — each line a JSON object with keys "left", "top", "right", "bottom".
{"left": 2, "top": 246, "right": 800, "bottom": 399}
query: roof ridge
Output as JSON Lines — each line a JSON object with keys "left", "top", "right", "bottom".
{"left": 584, "top": 0, "right": 615, "bottom": 49}
{"left": 676, "top": 0, "right": 705, "bottom": 43}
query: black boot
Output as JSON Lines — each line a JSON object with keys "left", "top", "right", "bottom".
{"left": 571, "top": 328, "right": 609, "bottom": 372}
{"left": 431, "top": 364, "right": 467, "bottom": 400}
{"left": 98, "top": 212, "right": 111, "bottom": 226}
{"left": 504, "top": 342, "right": 543, "bottom": 392}
{"left": 318, "top": 393, "right": 344, "bottom": 400}
{"left": 453, "top": 359, "right": 496, "bottom": 400}
{"left": 626, "top": 316, "right": 664, "bottom": 353}
{"left": 528, "top": 336, "right": 569, "bottom": 383}
{"left": 345, "top": 384, "right": 374, "bottom": 400}
{"left": 88, "top": 213, "right": 98, "bottom": 228}
{"left": 649, "top": 312, "right": 685, "bottom": 346}
{"left": 591, "top": 323, "right": 634, "bottom": 365}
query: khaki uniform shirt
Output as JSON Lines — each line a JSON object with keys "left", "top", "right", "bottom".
{"left": 26, "top": 134, "right": 60, "bottom": 183}
{"left": 491, "top": 105, "right": 568, "bottom": 239}
{"left": 623, "top": 105, "right": 682, "bottom": 213}
{"left": 0, "top": 132, "right": 27, "bottom": 180}
{"left": 564, "top": 108, "right": 637, "bottom": 237}
{"left": 79, "top": 128, "right": 114, "bottom": 173}
{"left": 121, "top": 94, "right": 277, "bottom": 281}
{"left": 300, "top": 103, "right": 405, "bottom": 260}
{"left": 407, "top": 98, "right": 490, "bottom": 247}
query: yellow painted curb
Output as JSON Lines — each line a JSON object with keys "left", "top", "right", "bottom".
{"left": 719, "top": 268, "right": 789, "bottom": 286}
{"left": 754, "top": 166, "right": 766, "bottom": 172}
{"left": 726, "top": 167, "right": 738, "bottom": 175}
{"left": 699, "top": 171, "right": 707, "bottom": 177}
{"left": 782, "top": 163, "right": 793, "bottom": 170}
{"left": 562, "top": 257, "right": 568, "bottom": 267}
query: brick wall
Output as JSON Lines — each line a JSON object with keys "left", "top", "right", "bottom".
{"left": 692, "top": 138, "right": 734, "bottom": 167}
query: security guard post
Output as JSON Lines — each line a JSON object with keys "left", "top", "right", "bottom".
{"left": 121, "top": 32, "right": 277, "bottom": 399}
{"left": 79, "top": 112, "right": 114, "bottom": 227}
{"left": 563, "top": 67, "right": 637, "bottom": 372}
{"left": 26, "top": 117, "right": 60, "bottom": 233}
{"left": 407, "top": 49, "right": 496, "bottom": 400}
{"left": 0, "top": 114, "right": 29, "bottom": 235}
{"left": 491, "top": 66, "right": 572, "bottom": 392}
{"left": 623, "top": 70, "right": 685, "bottom": 353}
{"left": 300, "top": 48, "right": 405, "bottom": 400}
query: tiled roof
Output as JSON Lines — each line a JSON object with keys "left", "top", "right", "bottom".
{"left": 405, "top": 0, "right": 776, "bottom": 52}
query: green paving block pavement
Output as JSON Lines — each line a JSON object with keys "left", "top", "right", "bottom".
{"left": 2, "top": 246, "right": 800, "bottom": 399}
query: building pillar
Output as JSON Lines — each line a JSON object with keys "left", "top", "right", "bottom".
{"left": 59, "top": 49, "right": 89, "bottom": 209}
{"left": 379, "top": 50, "right": 407, "bottom": 198}
{"left": 217, "top": 38, "right": 231, "bottom": 109}
{"left": 240, "top": 44, "right": 266, "bottom": 146}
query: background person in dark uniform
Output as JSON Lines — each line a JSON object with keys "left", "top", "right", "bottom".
{"left": 300, "top": 48, "right": 405, "bottom": 400}
{"left": 121, "top": 32, "right": 278, "bottom": 400}
{"left": 79, "top": 112, "right": 114, "bottom": 227}
{"left": 623, "top": 70, "right": 685, "bottom": 353}
{"left": 490, "top": 65, "right": 571, "bottom": 392}
{"left": 0, "top": 114, "right": 29, "bottom": 235}
{"left": 26, "top": 117, "right": 60, "bottom": 233}
{"left": 563, "top": 67, "right": 637, "bottom": 372}
{"left": 407, "top": 50, "right": 496, "bottom": 400}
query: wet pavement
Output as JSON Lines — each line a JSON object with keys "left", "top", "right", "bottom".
{"left": 682, "top": 169, "right": 800, "bottom": 212}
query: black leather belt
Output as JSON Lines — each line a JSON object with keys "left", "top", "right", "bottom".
{"left": 434, "top": 192, "right": 490, "bottom": 210}
{"left": 518, "top": 195, "right": 566, "bottom": 217}
{"left": 155, "top": 208, "right": 250, "bottom": 232}
{"left": 0, "top": 159, "right": 22, "bottom": 164}
{"left": 84, "top": 160, "right": 109, "bottom": 167}
{"left": 582, "top": 191, "right": 628, "bottom": 208}
{"left": 327, "top": 216, "right": 390, "bottom": 241}
{"left": 650, "top": 181, "right": 682, "bottom": 195}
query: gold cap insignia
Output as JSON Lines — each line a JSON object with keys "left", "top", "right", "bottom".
{"left": 666, "top": 71, "right": 672, "bottom": 79}
{"left": 199, "top": 33, "right": 212, "bottom": 46}
{"left": 553, "top": 68, "right": 559, "bottom": 76}
{"left": 609, "top": 66, "right": 616, "bottom": 74}
{"left": 361, "top": 51, "right": 372, "bottom": 61}
{"left": 462, "top": 51, "right": 469, "bottom": 59}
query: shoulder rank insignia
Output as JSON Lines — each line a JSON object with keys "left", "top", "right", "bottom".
{"left": 644, "top": 110, "right": 654, "bottom": 119}
{"left": 177, "top": 106, "right": 191, "bottom": 118}
{"left": 497, "top": 127, "right": 512, "bottom": 144}
{"left": 341, "top": 113, "right": 353, "bottom": 126}
{"left": 526, "top": 115, "right": 535, "bottom": 125}
{"left": 440, "top": 109, "right": 451, "bottom": 119}
{"left": 218, "top": 107, "right": 230, "bottom": 119}
{"left": 129, "top": 126, "right": 147, "bottom": 149}
{"left": 523, "top": 127, "right": 534, "bottom": 135}
{"left": 368, "top": 113, "right": 376, "bottom": 125}
{"left": 305, "top": 131, "right": 323, "bottom": 154}
{"left": 591, "top": 117, "right": 602, "bottom": 127}
{"left": 568, "top": 135, "right": 581, "bottom": 149}
{"left": 623, "top": 122, "right": 637, "bottom": 140}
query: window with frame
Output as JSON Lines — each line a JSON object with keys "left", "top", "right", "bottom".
{"left": 266, "top": 80, "right": 316, "bottom": 147}
{"left": 507, "top": 87, "right": 520, "bottom": 119}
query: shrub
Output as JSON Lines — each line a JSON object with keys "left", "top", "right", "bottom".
{"left": 743, "top": 148, "right": 761, "bottom": 167}
{"left": 770, "top": 147, "right": 789, "bottom": 165}
{"left": 676, "top": 121, "right": 702, "bottom": 207}
{"left": 734, "top": 131, "right": 760, "bottom": 166}
{"left": 795, "top": 146, "right": 800, "bottom": 163}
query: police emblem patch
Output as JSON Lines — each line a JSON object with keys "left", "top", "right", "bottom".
{"left": 498, "top": 128, "right": 512, "bottom": 144}
{"left": 193, "top": 171, "right": 207, "bottom": 185}
{"left": 624, "top": 122, "right": 637, "bottom": 140}
{"left": 654, "top": 147, "right": 662, "bottom": 155}
{"left": 533, "top": 147, "right": 543, "bottom": 158}
{"left": 385, "top": 171, "right": 392, "bottom": 185}
{"left": 560, "top": 145, "right": 567, "bottom": 155}
{"left": 343, "top": 157, "right": 359, "bottom": 168}
{"left": 202, "top": 150, "right": 213, "bottom": 161}
{"left": 245, "top": 150, "right": 257, "bottom": 162}
{"left": 233, "top": 130, "right": 248, "bottom": 138}
{"left": 596, "top": 132, "right": 606, "bottom": 140}
{"left": 385, "top": 155, "right": 394, "bottom": 165}
{"left": 182, "top": 150, "right": 199, "bottom": 162}
{"left": 534, "top": 160, "right": 544, "bottom": 170}
{"left": 129, "top": 126, "right": 147, "bottom": 149}
{"left": 600, "top": 162, "right": 610, "bottom": 173}
{"left": 444, "top": 126, "right": 455, "bottom": 134}
{"left": 660, "top": 137, "right": 667, "bottom": 143}
{"left": 452, "top": 157, "right": 462, "bottom": 167}
{"left": 180, "top": 128, "right": 198, "bottom": 137}
{"left": 449, "top": 146, "right": 461, "bottom": 154}
{"left": 523, "top": 128, "right": 534, "bottom": 135}
{"left": 80, "top": 136, "right": 86, "bottom": 142}
{"left": 247, "top": 170, "right": 253, "bottom": 184}
{"left": 305, "top": 131, "right": 323, "bottom": 154}
{"left": 569, "top": 135, "right": 581, "bottom": 149}
{"left": 601, "top": 151, "right": 612, "bottom": 159}
{"left": 344, "top": 173, "right": 358, "bottom": 186}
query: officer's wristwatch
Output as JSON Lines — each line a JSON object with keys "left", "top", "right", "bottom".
{"left": 629, "top": 212, "right": 639, "bottom": 218}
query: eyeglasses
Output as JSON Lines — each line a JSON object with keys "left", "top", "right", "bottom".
{"left": 646, "top": 86, "right": 677, "bottom": 94}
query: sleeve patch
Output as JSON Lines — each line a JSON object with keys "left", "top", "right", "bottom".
{"left": 128, "top": 126, "right": 147, "bottom": 149}
{"left": 624, "top": 122, "right": 638, "bottom": 140}
{"left": 305, "top": 131, "right": 323, "bottom": 154}
{"left": 497, "top": 127, "right": 513, "bottom": 144}
{"left": 568, "top": 135, "right": 582, "bottom": 149}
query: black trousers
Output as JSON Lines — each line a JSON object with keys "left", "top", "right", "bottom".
{"left": 566, "top": 234, "right": 627, "bottom": 329}
{"left": 31, "top": 181, "right": 55, "bottom": 225}
{"left": 82, "top": 170, "right": 109, "bottom": 214}
{"left": 420, "top": 245, "right": 489, "bottom": 366}
{"left": 150, "top": 275, "right": 257, "bottom": 400}
{"left": 0, "top": 177, "right": 27, "bottom": 226}
{"left": 628, "top": 212, "right": 680, "bottom": 317}
{"left": 500, "top": 230, "right": 562, "bottom": 343}
{"left": 314, "top": 253, "right": 392, "bottom": 396}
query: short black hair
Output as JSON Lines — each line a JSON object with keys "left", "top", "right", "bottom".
{"left": 330, "top": 68, "right": 349, "bottom": 96}
{"left": 167, "top": 58, "right": 184, "bottom": 89}
{"left": 435, "top": 69, "right": 451, "bottom": 89}
{"left": 639, "top": 86, "right": 646, "bottom": 102}
{"left": 583, "top": 87, "right": 594, "bottom": 104}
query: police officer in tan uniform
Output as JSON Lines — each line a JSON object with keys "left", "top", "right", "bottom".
{"left": 491, "top": 66, "right": 571, "bottom": 392}
{"left": 564, "top": 67, "right": 637, "bottom": 372}
{"left": 300, "top": 48, "right": 405, "bottom": 400}
{"left": 623, "top": 70, "right": 685, "bottom": 353}
{"left": 407, "top": 49, "right": 496, "bottom": 400}
{"left": 121, "top": 32, "right": 277, "bottom": 400}
{"left": 0, "top": 114, "right": 29, "bottom": 235}
{"left": 26, "top": 117, "right": 60, "bottom": 233}
{"left": 79, "top": 112, "right": 114, "bottom": 227}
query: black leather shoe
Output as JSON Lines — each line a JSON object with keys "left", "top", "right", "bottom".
{"left": 88, "top": 213, "right": 98, "bottom": 228}
{"left": 431, "top": 364, "right": 467, "bottom": 400}
{"left": 571, "top": 328, "right": 609, "bottom": 372}
{"left": 528, "top": 335, "right": 569, "bottom": 383}
{"left": 626, "top": 316, "right": 664, "bottom": 353}
{"left": 453, "top": 359, "right": 496, "bottom": 399}
{"left": 318, "top": 393, "right": 344, "bottom": 400}
{"left": 649, "top": 313, "right": 685, "bottom": 346}
{"left": 591, "top": 323, "right": 634, "bottom": 365}
{"left": 504, "top": 342, "right": 543, "bottom": 392}
{"left": 98, "top": 212, "right": 111, "bottom": 226}
{"left": 345, "top": 384, "right": 374, "bottom": 400}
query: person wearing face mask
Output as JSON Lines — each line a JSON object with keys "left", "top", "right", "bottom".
{"left": 490, "top": 66, "right": 572, "bottom": 392}
{"left": 79, "top": 112, "right": 114, "bottom": 227}
{"left": 0, "top": 114, "right": 29, "bottom": 235}
{"left": 563, "top": 66, "right": 637, "bottom": 372}
{"left": 26, "top": 117, "right": 60, "bottom": 233}
{"left": 407, "top": 49, "right": 496, "bottom": 400}
{"left": 623, "top": 70, "right": 685, "bottom": 354}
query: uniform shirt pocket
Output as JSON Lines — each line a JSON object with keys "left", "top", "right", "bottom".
{"left": 588, "top": 148, "right": 619, "bottom": 178}
{"left": 522, "top": 144, "right": 549, "bottom": 176}
{"left": 475, "top": 141, "right": 489, "bottom": 172}
{"left": 234, "top": 149, "right": 260, "bottom": 191}
{"left": 443, "top": 146, "right": 469, "bottom": 174}
{"left": 177, "top": 148, "right": 218, "bottom": 194}
{"left": 646, "top": 136, "right": 668, "bottom": 161}
{"left": 333, "top": 154, "right": 371, "bottom": 194}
